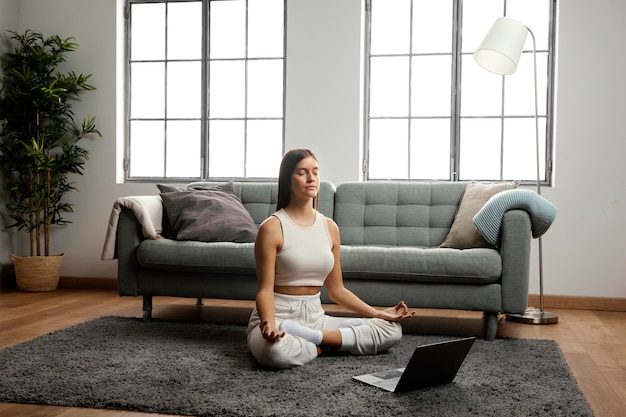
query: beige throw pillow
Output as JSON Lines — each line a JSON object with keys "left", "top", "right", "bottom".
{"left": 439, "top": 181, "right": 519, "bottom": 249}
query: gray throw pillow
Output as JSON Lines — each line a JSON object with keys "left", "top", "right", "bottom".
{"left": 156, "top": 184, "right": 185, "bottom": 193}
{"left": 157, "top": 182, "right": 235, "bottom": 194}
{"left": 439, "top": 181, "right": 519, "bottom": 249}
{"left": 157, "top": 182, "right": 237, "bottom": 238}
{"left": 160, "top": 190, "right": 257, "bottom": 243}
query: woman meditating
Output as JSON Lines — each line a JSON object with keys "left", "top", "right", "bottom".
{"left": 246, "top": 148, "right": 414, "bottom": 368}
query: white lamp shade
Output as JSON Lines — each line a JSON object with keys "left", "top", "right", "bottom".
{"left": 474, "top": 17, "right": 528, "bottom": 75}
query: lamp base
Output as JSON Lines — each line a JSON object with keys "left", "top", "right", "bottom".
{"left": 506, "top": 307, "right": 558, "bottom": 325}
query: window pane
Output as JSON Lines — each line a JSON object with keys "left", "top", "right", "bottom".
{"left": 209, "top": 60, "right": 245, "bottom": 118}
{"left": 166, "top": 121, "right": 201, "bottom": 178}
{"left": 369, "top": 119, "right": 409, "bottom": 179}
{"left": 459, "top": 118, "right": 502, "bottom": 181}
{"left": 131, "top": 3, "right": 165, "bottom": 60}
{"left": 462, "top": 0, "right": 504, "bottom": 53}
{"left": 248, "top": 60, "right": 284, "bottom": 118}
{"left": 367, "top": 0, "right": 553, "bottom": 183}
{"left": 246, "top": 120, "right": 283, "bottom": 178}
{"left": 167, "top": 61, "right": 202, "bottom": 119}
{"left": 412, "top": 0, "right": 453, "bottom": 53}
{"left": 502, "top": 118, "right": 546, "bottom": 181}
{"left": 208, "top": 120, "right": 244, "bottom": 177}
{"left": 127, "top": 0, "right": 286, "bottom": 181}
{"left": 369, "top": 56, "right": 410, "bottom": 117}
{"left": 129, "top": 121, "right": 165, "bottom": 177}
{"left": 410, "top": 119, "right": 451, "bottom": 180}
{"left": 131, "top": 62, "right": 165, "bottom": 118}
{"left": 506, "top": 0, "right": 551, "bottom": 50}
{"left": 504, "top": 52, "right": 548, "bottom": 116}
{"left": 460, "top": 55, "right": 502, "bottom": 117}
{"left": 210, "top": 0, "right": 246, "bottom": 59}
{"left": 249, "top": 0, "right": 284, "bottom": 58}
{"left": 411, "top": 55, "right": 452, "bottom": 117}
{"left": 168, "top": 1, "right": 202, "bottom": 60}
{"left": 370, "top": 0, "right": 411, "bottom": 55}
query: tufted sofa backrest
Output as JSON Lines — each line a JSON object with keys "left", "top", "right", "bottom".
{"left": 334, "top": 181, "right": 466, "bottom": 247}
{"left": 186, "top": 181, "right": 335, "bottom": 227}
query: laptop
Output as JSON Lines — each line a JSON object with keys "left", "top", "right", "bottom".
{"left": 353, "top": 337, "right": 476, "bottom": 393}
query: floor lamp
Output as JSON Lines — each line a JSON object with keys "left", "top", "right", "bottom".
{"left": 474, "top": 17, "right": 558, "bottom": 324}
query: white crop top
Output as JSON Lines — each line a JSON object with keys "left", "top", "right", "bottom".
{"left": 273, "top": 209, "right": 334, "bottom": 287}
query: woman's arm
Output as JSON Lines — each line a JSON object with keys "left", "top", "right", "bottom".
{"left": 254, "top": 217, "right": 285, "bottom": 340}
{"left": 324, "top": 218, "right": 414, "bottom": 321}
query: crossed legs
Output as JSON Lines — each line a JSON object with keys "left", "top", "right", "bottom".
{"left": 246, "top": 293, "right": 402, "bottom": 368}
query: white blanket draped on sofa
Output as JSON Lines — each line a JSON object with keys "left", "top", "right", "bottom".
{"left": 101, "top": 196, "right": 164, "bottom": 261}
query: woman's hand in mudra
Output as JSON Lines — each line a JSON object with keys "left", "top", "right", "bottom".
{"left": 377, "top": 301, "right": 415, "bottom": 321}
{"left": 259, "top": 320, "right": 285, "bottom": 342}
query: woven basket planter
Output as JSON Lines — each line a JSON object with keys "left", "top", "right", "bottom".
{"left": 10, "top": 253, "right": 64, "bottom": 292}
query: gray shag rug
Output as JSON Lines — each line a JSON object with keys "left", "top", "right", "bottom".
{"left": 0, "top": 316, "right": 593, "bottom": 417}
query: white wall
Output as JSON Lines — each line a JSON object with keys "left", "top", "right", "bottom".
{"left": 542, "top": 0, "right": 626, "bottom": 298}
{"left": 0, "top": 0, "right": 17, "bottom": 44}
{"left": 0, "top": 0, "right": 624, "bottom": 300}
{"left": 0, "top": 0, "right": 18, "bottom": 266}
{"left": 285, "top": 0, "right": 363, "bottom": 184}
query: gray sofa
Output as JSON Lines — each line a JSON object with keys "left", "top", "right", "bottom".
{"left": 111, "top": 180, "right": 534, "bottom": 340}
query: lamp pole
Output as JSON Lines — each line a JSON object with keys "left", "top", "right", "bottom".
{"left": 474, "top": 17, "right": 557, "bottom": 325}
{"left": 507, "top": 27, "right": 557, "bottom": 324}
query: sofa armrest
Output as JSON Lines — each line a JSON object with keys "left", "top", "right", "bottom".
{"left": 117, "top": 207, "right": 145, "bottom": 296}
{"left": 499, "top": 209, "right": 532, "bottom": 313}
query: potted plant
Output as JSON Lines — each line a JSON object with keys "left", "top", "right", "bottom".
{"left": 0, "top": 30, "right": 100, "bottom": 291}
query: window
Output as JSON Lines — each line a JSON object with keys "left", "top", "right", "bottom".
{"left": 126, "top": 0, "right": 285, "bottom": 181}
{"left": 366, "top": 0, "right": 555, "bottom": 183}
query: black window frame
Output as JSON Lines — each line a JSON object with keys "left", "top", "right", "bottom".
{"left": 125, "top": 0, "right": 287, "bottom": 182}
{"left": 364, "top": 0, "right": 557, "bottom": 184}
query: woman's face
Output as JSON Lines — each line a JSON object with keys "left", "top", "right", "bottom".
{"left": 290, "top": 156, "right": 319, "bottom": 200}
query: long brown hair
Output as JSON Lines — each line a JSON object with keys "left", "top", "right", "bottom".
{"left": 276, "top": 148, "right": 318, "bottom": 211}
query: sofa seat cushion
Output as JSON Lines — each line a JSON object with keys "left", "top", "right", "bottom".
{"left": 138, "top": 239, "right": 255, "bottom": 274}
{"left": 339, "top": 245, "right": 501, "bottom": 284}
{"left": 137, "top": 240, "right": 501, "bottom": 284}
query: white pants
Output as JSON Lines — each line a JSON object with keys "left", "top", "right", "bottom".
{"left": 246, "top": 292, "right": 402, "bottom": 369}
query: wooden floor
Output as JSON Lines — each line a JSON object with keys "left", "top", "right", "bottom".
{"left": 0, "top": 288, "right": 624, "bottom": 417}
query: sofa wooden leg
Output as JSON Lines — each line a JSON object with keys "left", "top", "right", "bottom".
{"left": 196, "top": 298, "right": 204, "bottom": 306}
{"left": 143, "top": 295, "right": 153, "bottom": 322}
{"left": 484, "top": 312, "right": 497, "bottom": 341}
